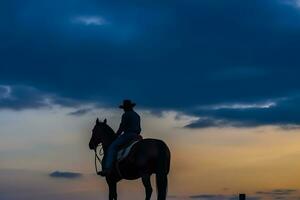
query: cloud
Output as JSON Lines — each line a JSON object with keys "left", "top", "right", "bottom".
{"left": 199, "top": 101, "right": 277, "bottom": 110}
{"left": 185, "top": 95, "right": 300, "bottom": 129}
{"left": 49, "top": 171, "right": 82, "bottom": 179}
{"left": 189, "top": 194, "right": 261, "bottom": 200}
{"left": 189, "top": 194, "right": 226, "bottom": 199}
{"left": 2, "top": 0, "right": 300, "bottom": 129}
{"left": 72, "top": 16, "right": 108, "bottom": 26}
{"left": 185, "top": 117, "right": 245, "bottom": 129}
{"left": 68, "top": 108, "right": 93, "bottom": 116}
{"left": 0, "top": 85, "right": 83, "bottom": 111}
{"left": 0, "top": 85, "right": 52, "bottom": 110}
{"left": 0, "top": 85, "right": 12, "bottom": 99}
{"left": 256, "top": 189, "right": 297, "bottom": 199}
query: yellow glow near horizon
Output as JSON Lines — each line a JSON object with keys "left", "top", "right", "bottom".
{"left": 1, "top": 108, "right": 300, "bottom": 198}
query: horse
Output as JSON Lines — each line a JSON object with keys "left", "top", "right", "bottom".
{"left": 89, "top": 118, "right": 171, "bottom": 200}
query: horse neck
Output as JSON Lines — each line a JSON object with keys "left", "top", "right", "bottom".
{"left": 101, "top": 126, "right": 117, "bottom": 152}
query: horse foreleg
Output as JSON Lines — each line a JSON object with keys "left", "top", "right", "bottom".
{"left": 142, "top": 175, "right": 153, "bottom": 200}
{"left": 107, "top": 181, "right": 117, "bottom": 200}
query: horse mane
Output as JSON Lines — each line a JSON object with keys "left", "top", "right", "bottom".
{"left": 103, "top": 123, "right": 116, "bottom": 137}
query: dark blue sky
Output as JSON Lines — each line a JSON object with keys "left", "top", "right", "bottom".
{"left": 1, "top": 0, "right": 300, "bottom": 128}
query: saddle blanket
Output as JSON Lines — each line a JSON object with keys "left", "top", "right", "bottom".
{"left": 117, "top": 141, "right": 139, "bottom": 161}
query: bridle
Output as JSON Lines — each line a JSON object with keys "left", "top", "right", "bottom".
{"left": 94, "top": 144, "right": 104, "bottom": 174}
{"left": 92, "top": 135, "right": 123, "bottom": 178}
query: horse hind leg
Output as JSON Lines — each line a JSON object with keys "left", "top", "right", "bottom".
{"left": 142, "top": 175, "right": 153, "bottom": 200}
{"left": 156, "top": 173, "right": 168, "bottom": 200}
{"left": 155, "top": 142, "right": 170, "bottom": 200}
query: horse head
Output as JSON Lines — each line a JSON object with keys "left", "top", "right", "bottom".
{"left": 89, "top": 118, "right": 108, "bottom": 150}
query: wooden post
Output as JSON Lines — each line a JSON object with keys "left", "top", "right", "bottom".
{"left": 239, "top": 193, "right": 246, "bottom": 200}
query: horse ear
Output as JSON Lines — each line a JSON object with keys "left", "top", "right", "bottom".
{"left": 103, "top": 118, "right": 107, "bottom": 124}
{"left": 96, "top": 118, "right": 100, "bottom": 125}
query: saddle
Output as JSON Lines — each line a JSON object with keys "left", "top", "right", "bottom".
{"left": 117, "top": 135, "right": 143, "bottom": 162}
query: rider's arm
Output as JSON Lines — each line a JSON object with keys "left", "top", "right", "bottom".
{"left": 116, "top": 113, "right": 126, "bottom": 136}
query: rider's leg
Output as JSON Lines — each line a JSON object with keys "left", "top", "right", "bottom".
{"left": 102, "top": 140, "right": 119, "bottom": 171}
{"left": 103, "top": 132, "right": 137, "bottom": 171}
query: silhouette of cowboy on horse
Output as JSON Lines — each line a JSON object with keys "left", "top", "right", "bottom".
{"left": 89, "top": 99, "right": 171, "bottom": 200}
{"left": 99, "top": 99, "right": 141, "bottom": 176}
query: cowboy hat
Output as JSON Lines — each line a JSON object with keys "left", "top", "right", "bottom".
{"left": 119, "top": 99, "right": 136, "bottom": 109}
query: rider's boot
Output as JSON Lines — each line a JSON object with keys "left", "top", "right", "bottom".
{"left": 97, "top": 168, "right": 111, "bottom": 177}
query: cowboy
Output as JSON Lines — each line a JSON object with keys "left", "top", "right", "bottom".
{"left": 99, "top": 99, "right": 141, "bottom": 176}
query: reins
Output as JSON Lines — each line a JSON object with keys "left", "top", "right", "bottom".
{"left": 94, "top": 144, "right": 104, "bottom": 174}
{"left": 93, "top": 144, "right": 123, "bottom": 178}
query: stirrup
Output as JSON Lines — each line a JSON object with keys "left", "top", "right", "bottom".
{"left": 97, "top": 169, "right": 110, "bottom": 177}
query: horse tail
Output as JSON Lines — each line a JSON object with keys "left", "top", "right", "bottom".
{"left": 155, "top": 141, "right": 171, "bottom": 200}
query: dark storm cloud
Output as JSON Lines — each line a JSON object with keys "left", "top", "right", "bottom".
{"left": 185, "top": 118, "right": 247, "bottom": 129}
{"left": 0, "top": 85, "right": 51, "bottom": 110}
{"left": 0, "top": 85, "right": 80, "bottom": 110}
{"left": 186, "top": 95, "right": 300, "bottom": 128}
{"left": 49, "top": 171, "right": 82, "bottom": 179}
{"left": 1, "top": 0, "right": 300, "bottom": 127}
